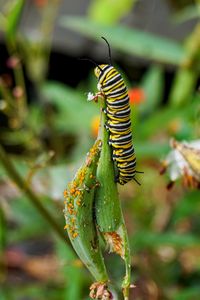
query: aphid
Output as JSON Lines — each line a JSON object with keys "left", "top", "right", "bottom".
{"left": 89, "top": 37, "right": 141, "bottom": 185}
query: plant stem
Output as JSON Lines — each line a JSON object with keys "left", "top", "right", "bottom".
{"left": 169, "top": 22, "right": 200, "bottom": 106}
{"left": 0, "top": 80, "right": 15, "bottom": 109}
{"left": 121, "top": 223, "right": 131, "bottom": 300}
{"left": 96, "top": 97, "right": 131, "bottom": 299}
{"left": 13, "top": 62, "right": 28, "bottom": 121}
{"left": 0, "top": 144, "right": 67, "bottom": 243}
{"left": 95, "top": 100, "right": 123, "bottom": 231}
{"left": 0, "top": 203, "right": 7, "bottom": 284}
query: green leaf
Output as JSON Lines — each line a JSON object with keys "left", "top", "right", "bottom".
{"left": 173, "top": 5, "right": 200, "bottom": 23}
{"left": 137, "top": 100, "right": 198, "bottom": 140}
{"left": 55, "top": 239, "right": 83, "bottom": 300}
{"left": 131, "top": 231, "right": 200, "bottom": 250}
{"left": 0, "top": 205, "right": 6, "bottom": 255}
{"left": 172, "top": 191, "right": 200, "bottom": 222}
{"left": 173, "top": 287, "right": 200, "bottom": 300}
{"left": 6, "top": 0, "right": 24, "bottom": 45}
{"left": 41, "top": 81, "right": 99, "bottom": 133}
{"left": 139, "top": 65, "right": 164, "bottom": 115}
{"left": 88, "top": 0, "right": 137, "bottom": 24}
{"left": 60, "top": 16, "right": 186, "bottom": 65}
{"left": 4, "top": 284, "right": 65, "bottom": 300}
{"left": 0, "top": 11, "right": 7, "bottom": 29}
{"left": 169, "top": 67, "right": 199, "bottom": 107}
{"left": 135, "top": 141, "right": 169, "bottom": 159}
{"left": 8, "top": 194, "right": 64, "bottom": 242}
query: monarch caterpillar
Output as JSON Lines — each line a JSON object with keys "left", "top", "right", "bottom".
{"left": 89, "top": 37, "right": 141, "bottom": 185}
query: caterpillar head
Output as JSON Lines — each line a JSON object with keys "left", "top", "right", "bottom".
{"left": 94, "top": 64, "right": 108, "bottom": 79}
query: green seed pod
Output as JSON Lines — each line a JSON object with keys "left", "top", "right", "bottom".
{"left": 93, "top": 102, "right": 131, "bottom": 299}
{"left": 63, "top": 140, "right": 108, "bottom": 282}
{"left": 95, "top": 111, "right": 123, "bottom": 232}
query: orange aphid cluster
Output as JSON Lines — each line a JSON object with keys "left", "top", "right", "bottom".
{"left": 90, "top": 140, "right": 101, "bottom": 155}
{"left": 78, "top": 169, "right": 86, "bottom": 185}
{"left": 63, "top": 174, "right": 85, "bottom": 239}
{"left": 63, "top": 141, "right": 101, "bottom": 240}
{"left": 86, "top": 143, "right": 100, "bottom": 167}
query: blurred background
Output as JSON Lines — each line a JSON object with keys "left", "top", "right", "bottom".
{"left": 0, "top": 0, "right": 200, "bottom": 299}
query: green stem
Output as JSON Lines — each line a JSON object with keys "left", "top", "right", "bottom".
{"left": 95, "top": 101, "right": 123, "bottom": 232}
{"left": 95, "top": 97, "right": 131, "bottom": 299}
{"left": 0, "top": 203, "right": 7, "bottom": 284}
{"left": 13, "top": 63, "right": 28, "bottom": 119}
{"left": 169, "top": 23, "right": 200, "bottom": 107}
{"left": 0, "top": 144, "right": 66, "bottom": 243}
{"left": 6, "top": 38, "right": 28, "bottom": 123}
{"left": 0, "top": 80, "right": 15, "bottom": 109}
{"left": 121, "top": 224, "right": 131, "bottom": 300}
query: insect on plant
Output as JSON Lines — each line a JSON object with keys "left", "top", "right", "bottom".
{"left": 88, "top": 37, "right": 143, "bottom": 185}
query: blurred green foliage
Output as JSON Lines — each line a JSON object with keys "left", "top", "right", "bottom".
{"left": 88, "top": 0, "right": 137, "bottom": 24}
{"left": 60, "top": 16, "right": 186, "bottom": 65}
{"left": 0, "top": 0, "right": 200, "bottom": 300}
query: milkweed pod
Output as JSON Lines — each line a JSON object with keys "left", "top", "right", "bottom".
{"left": 94, "top": 104, "right": 131, "bottom": 299}
{"left": 63, "top": 140, "right": 108, "bottom": 282}
{"left": 95, "top": 111, "right": 123, "bottom": 232}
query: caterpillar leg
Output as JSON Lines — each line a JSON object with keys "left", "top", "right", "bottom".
{"left": 102, "top": 108, "right": 107, "bottom": 114}
{"left": 133, "top": 177, "right": 141, "bottom": 185}
{"left": 114, "top": 175, "right": 119, "bottom": 183}
{"left": 104, "top": 122, "right": 110, "bottom": 132}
